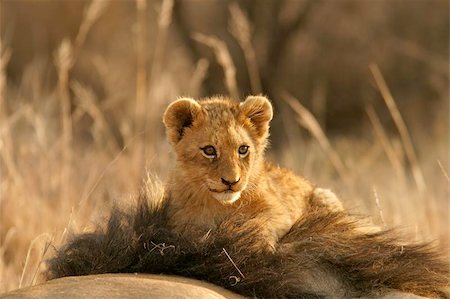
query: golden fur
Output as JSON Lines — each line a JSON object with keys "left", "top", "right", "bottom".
{"left": 44, "top": 96, "right": 449, "bottom": 297}
{"left": 163, "top": 95, "right": 342, "bottom": 250}
{"left": 46, "top": 185, "right": 449, "bottom": 298}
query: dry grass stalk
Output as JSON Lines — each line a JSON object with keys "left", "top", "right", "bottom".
{"left": 135, "top": 0, "right": 148, "bottom": 140}
{"left": 437, "top": 160, "right": 450, "bottom": 183}
{"left": 0, "top": 43, "right": 25, "bottom": 189}
{"left": 366, "top": 105, "right": 405, "bottom": 182}
{"left": 311, "top": 79, "right": 327, "bottom": 129}
{"left": 55, "top": 39, "right": 74, "bottom": 202}
{"left": 54, "top": 0, "right": 110, "bottom": 149}
{"left": 281, "top": 91, "right": 350, "bottom": 182}
{"left": 229, "top": 3, "right": 262, "bottom": 94}
{"left": 2, "top": 138, "right": 25, "bottom": 193}
{"left": 0, "top": 106, "right": 33, "bottom": 137}
{"left": 157, "top": 0, "right": 174, "bottom": 29}
{"left": 30, "top": 237, "right": 53, "bottom": 286}
{"left": 189, "top": 58, "right": 209, "bottom": 96}
{"left": 222, "top": 248, "right": 245, "bottom": 280}
{"left": 369, "top": 64, "right": 426, "bottom": 193}
{"left": 75, "top": 130, "right": 145, "bottom": 216}
{"left": 50, "top": 2, "right": 108, "bottom": 201}
{"left": 145, "top": 0, "right": 174, "bottom": 154}
{"left": 192, "top": 33, "right": 240, "bottom": 100}
{"left": 0, "top": 41, "right": 11, "bottom": 107}
{"left": 75, "top": 0, "right": 110, "bottom": 54}
{"left": 149, "top": 0, "right": 174, "bottom": 81}
{"left": 71, "top": 81, "right": 119, "bottom": 153}
{"left": 19, "top": 233, "right": 52, "bottom": 288}
{"left": 0, "top": 228, "right": 16, "bottom": 260}
{"left": 372, "top": 187, "right": 387, "bottom": 228}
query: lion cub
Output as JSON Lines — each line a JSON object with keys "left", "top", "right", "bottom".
{"left": 163, "top": 95, "right": 342, "bottom": 251}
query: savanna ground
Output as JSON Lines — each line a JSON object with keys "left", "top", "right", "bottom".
{"left": 0, "top": 0, "right": 448, "bottom": 294}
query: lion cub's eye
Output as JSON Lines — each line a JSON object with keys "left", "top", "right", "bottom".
{"left": 238, "top": 145, "right": 249, "bottom": 157}
{"left": 201, "top": 145, "right": 217, "bottom": 158}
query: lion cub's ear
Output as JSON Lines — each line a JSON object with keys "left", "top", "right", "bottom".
{"left": 163, "top": 97, "right": 203, "bottom": 144}
{"left": 239, "top": 95, "right": 273, "bottom": 140}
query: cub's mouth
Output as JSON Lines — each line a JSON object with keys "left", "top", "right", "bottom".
{"left": 209, "top": 189, "right": 242, "bottom": 204}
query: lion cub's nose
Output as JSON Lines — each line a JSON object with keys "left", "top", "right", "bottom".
{"left": 221, "top": 177, "right": 240, "bottom": 186}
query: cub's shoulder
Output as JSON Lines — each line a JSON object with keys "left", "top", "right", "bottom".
{"left": 263, "top": 162, "right": 314, "bottom": 193}
{"left": 263, "top": 162, "right": 344, "bottom": 212}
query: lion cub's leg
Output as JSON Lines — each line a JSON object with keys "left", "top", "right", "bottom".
{"left": 312, "top": 187, "right": 344, "bottom": 211}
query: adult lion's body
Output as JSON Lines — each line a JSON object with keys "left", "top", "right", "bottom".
{"left": 44, "top": 95, "right": 449, "bottom": 299}
{"left": 163, "top": 95, "right": 341, "bottom": 250}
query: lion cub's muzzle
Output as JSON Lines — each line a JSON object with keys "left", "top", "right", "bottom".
{"left": 221, "top": 177, "right": 240, "bottom": 189}
{"left": 209, "top": 176, "right": 245, "bottom": 204}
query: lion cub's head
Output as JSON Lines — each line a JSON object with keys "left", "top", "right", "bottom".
{"left": 163, "top": 95, "right": 273, "bottom": 204}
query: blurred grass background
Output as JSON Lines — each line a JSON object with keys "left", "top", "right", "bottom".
{"left": 0, "top": 0, "right": 448, "bottom": 293}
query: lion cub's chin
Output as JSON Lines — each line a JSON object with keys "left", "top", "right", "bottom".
{"left": 211, "top": 191, "right": 242, "bottom": 204}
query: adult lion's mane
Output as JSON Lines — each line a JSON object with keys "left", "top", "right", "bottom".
{"left": 46, "top": 187, "right": 449, "bottom": 299}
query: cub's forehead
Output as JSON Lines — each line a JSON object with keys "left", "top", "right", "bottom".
{"left": 201, "top": 122, "right": 250, "bottom": 148}
{"left": 199, "top": 98, "right": 241, "bottom": 127}
{"left": 193, "top": 98, "right": 250, "bottom": 145}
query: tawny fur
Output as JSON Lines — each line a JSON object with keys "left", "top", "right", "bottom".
{"left": 45, "top": 95, "right": 449, "bottom": 298}
{"left": 46, "top": 185, "right": 450, "bottom": 298}
{"left": 163, "top": 95, "right": 343, "bottom": 251}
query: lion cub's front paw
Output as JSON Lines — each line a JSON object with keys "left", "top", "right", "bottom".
{"left": 313, "top": 188, "right": 344, "bottom": 212}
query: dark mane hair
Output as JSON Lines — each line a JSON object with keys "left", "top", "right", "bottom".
{"left": 46, "top": 190, "right": 449, "bottom": 299}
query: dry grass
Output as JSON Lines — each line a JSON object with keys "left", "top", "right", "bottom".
{"left": 0, "top": 1, "right": 448, "bottom": 295}
{"left": 192, "top": 32, "right": 240, "bottom": 100}
{"left": 370, "top": 63, "right": 426, "bottom": 194}
{"left": 229, "top": 3, "right": 262, "bottom": 95}
{"left": 281, "top": 91, "right": 350, "bottom": 183}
